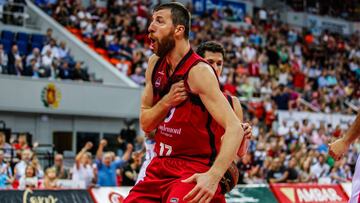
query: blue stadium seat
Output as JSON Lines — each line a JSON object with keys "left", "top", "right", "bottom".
{"left": 17, "top": 32, "right": 29, "bottom": 42}
{"left": 1, "top": 30, "right": 15, "bottom": 41}
{"left": 17, "top": 41, "right": 28, "bottom": 55}
{"left": 31, "top": 42, "right": 43, "bottom": 51}
{"left": 0, "top": 39, "right": 12, "bottom": 53}
{"left": 31, "top": 34, "right": 45, "bottom": 45}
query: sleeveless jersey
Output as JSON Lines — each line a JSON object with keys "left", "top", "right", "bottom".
{"left": 152, "top": 49, "right": 226, "bottom": 166}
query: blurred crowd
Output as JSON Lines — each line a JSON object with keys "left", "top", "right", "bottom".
{"left": 0, "top": 28, "right": 93, "bottom": 82}
{"left": 0, "top": 128, "right": 146, "bottom": 189}
{"left": 35, "top": 0, "right": 359, "bottom": 114}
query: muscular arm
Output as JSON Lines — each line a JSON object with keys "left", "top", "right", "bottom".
{"left": 343, "top": 112, "right": 360, "bottom": 145}
{"left": 231, "top": 96, "right": 244, "bottom": 122}
{"left": 329, "top": 112, "right": 360, "bottom": 160}
{"left": 140, "top": 55, "right": 187, "bottom": 133}
{"left": 188, "top": 63, "right": 243, "bottom": 179}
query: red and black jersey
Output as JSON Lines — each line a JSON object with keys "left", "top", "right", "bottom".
{"left": 151, "top": 49, "right": 228, "bottom": 166}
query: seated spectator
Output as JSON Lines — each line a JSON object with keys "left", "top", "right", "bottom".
{"left": 95, "top": 139, "right": 132, "bottom": 186}
{"left": 266, "top": 158, "right": 288, "bottom": 183}
{"left": 58, "top": 41, "right": 70, "bottom": 59}
{"left": 23, "top": 58, "right": 40, "bottom": 78}
{"left": 52, "top": 154, "right": 69, "bottom": 179}
{"left": 14, "top": 149, "right": 32, "bottom": 179}
{"left": 72, "top": 62, "right": 89, "bottom": 81}
{"left": 108, "top": 37, "right": 120, "bottom": 57}
{"left": 26, "top": 48, "right": 41, "bottom": 68}
{"left": 18, "top": 165, "right": 38, "bottom": 190}
{"left": 0, "top": 131, "right": 12, "bottom": 158}
{"left": 0, "top": 44, "right": 8, "bottom": 74}
{"left": 286, "top": 157, "right": 299, "bottom": 183}
{"left": 42, "top": 39, "right": 60, "bottom": 59}
{"left": 42, "top": 167, "right": 58, "bottom": 189}
{"left": 72, "top": 142, "right": 95, "bottom": 188}
{"left": 41, "top": 49, "right": 54, "bottom": 68}
{"left": 58, "top": 61, "right": 73, "bottom": 80}
{"left": 130, "top": 66, "right": 145, "bottom": 85}
{"left": 31, "top": 154, "right": 44, "bottom": 178}
{"left": 310, "top": 154, "right": 330, "bottom": 180}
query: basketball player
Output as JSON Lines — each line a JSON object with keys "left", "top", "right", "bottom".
{"left": 329, "top": 112, "right": 360, "bottom": 203}
{"left": 135, "top": 41, "right": 252, "bottom": 185}
{"left": 124, "top": 3, "right": 244, "bottom": 203}
{"left": 196, "top": 41, "right": 251, "bottom": 157}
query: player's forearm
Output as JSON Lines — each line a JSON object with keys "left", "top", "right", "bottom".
{"left": 140, "top": 98, "right": 172, "bottom": 133}
{"left": 209, "top": 122, "right": 243, "bottom": 178}
{"left": 343, "top": 112, "right": 360, "bottom": 145}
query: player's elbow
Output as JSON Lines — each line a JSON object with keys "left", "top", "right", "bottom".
{"left": 140, "top": 116, "right": 153, "bottom": 134}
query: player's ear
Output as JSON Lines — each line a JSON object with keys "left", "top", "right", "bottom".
{"left": 174, "top": 25, "right": 185, "bottom": 37}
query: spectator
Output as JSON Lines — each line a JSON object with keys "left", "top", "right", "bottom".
{"left": 14, "top": 149, "right": 32, "bottom": 179}
{"left": 42, "top": 39, "right": 60, "bottom": 59}
{"left": 0, "top": 44, "right": 8, "bottom": 74}
{"left": 130, "top": 66, "right": 145, "bottom": 85}
{"left": 52, "top": 154, "right": 69, "bottom": 179}
{"left": 310, "top": 154, "right": 330, "bottom": 180}
{"left": 0, "top": 131, "right": 12, "bottom": 158}
{"left": 95, "top": 139, "right": 132, "bottom": 186}
{"left": 72, "top": 142, "right": 95, "bottom": 188}
{"left": 286, "top": 157, "right": 299, "bottom": 182}
{"left": 41, "top": 49, "right": 54, "bottom": 68}
{"left": 13, "top": 133, "right": 30, "bottom": 151}
{"left": 266, "top": 157, "right": 288, "bottom": 183}
{"left": 58, "top": 41, "right": 70, "bottom": 59}
{"left": 121, "top": 152, "right": 142, "bottom": 186}
{"left": 25, "top": 48, "right": 41, "bottom": 68}
{"left": 18, "top": 165, "right": 38, "bottom": 190}
{"left": 7, "top": 45, "right": 21, "bottom": 75}
{"left": 42, "top": 167, "right": 58, "bottom": 189}
{"left": 58, "top": 61, "right": 72, "bottom": 80}
{"left": 72, "top": 61, "right": 89, "bottom": 81}
{"left": 0, "top": 150, "right": 13, "bottom": 188}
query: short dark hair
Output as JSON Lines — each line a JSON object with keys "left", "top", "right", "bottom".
{"left": 153, "top": 2, "right": 191, "bottom": 39}
{"left": 196, "top": 41, "right": 225, "bottom": 58}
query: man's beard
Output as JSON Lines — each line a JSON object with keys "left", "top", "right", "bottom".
{"left": 155, "top": 31, "right": 175, "bottom": 58}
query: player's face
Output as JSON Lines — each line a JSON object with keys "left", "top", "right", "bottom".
{"left": 148, "top": 9, "right": 176, "bottom": 58}
{"left": 204, "top": 51, "right": 224, "bottom": 76}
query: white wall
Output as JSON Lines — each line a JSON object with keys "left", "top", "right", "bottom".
{"left": 0, "top": 75, "right": 142, "bottom": 118}
{"left": 0, "top": 111, "right": 130, "bottom": 150}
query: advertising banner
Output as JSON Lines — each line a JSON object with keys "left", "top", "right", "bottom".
{"left": 277, "top": 111, "right": 356, "bottom": 129}
{"left": 226, "top": 184, "right": 277, "bottom": 203}
{"left": 0, "top": 189, "right": 93, "bottom": 203}
{"left": 340, "top": 183, "right": 352, "bottom": 199}
{"left": 91, "top": 187, "right": 132, "bottom": 203}
{"left": 271, "top": 183, "right": 349, "bottom": 203}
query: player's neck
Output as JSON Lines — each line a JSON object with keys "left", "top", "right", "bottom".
{"left": 166, "top": 40, "right": 190, "bottom": 73}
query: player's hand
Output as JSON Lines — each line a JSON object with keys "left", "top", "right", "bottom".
{"left": 241, "top": 123, "right": 252, "bottom": 139}
{"left": 84, "top": 142, "right": 93, "bottom": 150}
{"left": 328, "top": 138, "right": 349, "bottom": 161}
{"left": 100, "top": 139, "right": 107, "bottom": 147}
{"left": 163, "top": 80, "right": 188, "bottom": 107}
{"left": 182, "top": 171, "right": 221, "bottom": 203}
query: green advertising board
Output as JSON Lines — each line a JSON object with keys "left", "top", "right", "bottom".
{"left": 225, "top": 184, "right": 278, "bottom": 203}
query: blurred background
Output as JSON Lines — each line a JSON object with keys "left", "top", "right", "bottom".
{"left": 0, "top": 0, "right": 359, "bottom": 202}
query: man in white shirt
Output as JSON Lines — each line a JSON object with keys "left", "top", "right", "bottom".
{"left": 310, "top": 154, "right": 330, "bottom": 180}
